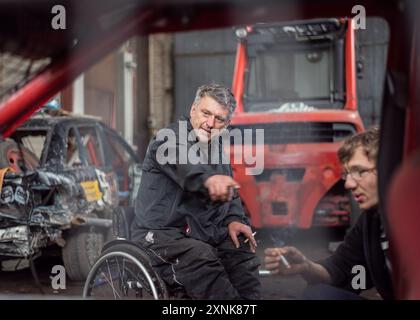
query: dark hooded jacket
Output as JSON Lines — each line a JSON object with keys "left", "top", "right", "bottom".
{"left": 319, "top": 207, "right": 394, "bottom": 299}
{"left": 131, "top": 116, "right": 248, "bottom": 245}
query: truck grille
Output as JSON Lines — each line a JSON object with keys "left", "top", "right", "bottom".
{"left": 230, "top": 122, "right": 356, "bottom": 144}
{"left": 255, "top": 168, "right": 305, "bottom": 182}
{"left": 271, "top": 202, "right": 288, "bottom": 215}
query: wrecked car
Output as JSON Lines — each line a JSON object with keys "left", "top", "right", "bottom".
{"left": 0, "top": 113, "right": 141, "bottom": 280}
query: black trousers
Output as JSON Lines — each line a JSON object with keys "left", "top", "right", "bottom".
{"left": 135, "top": 229, "right": 261, "bottom": 300}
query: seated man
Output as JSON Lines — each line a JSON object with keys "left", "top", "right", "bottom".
{"left": 131, "top": 84, "right": 261, "bottom": 299}
{"left": 264, "top": 127, "right": 394, "bottom": 300}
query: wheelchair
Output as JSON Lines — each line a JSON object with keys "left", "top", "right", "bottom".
{"left": 82, "top": 207, "right": 175, "bottom": 300}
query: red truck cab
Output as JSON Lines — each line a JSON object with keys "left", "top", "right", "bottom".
{"left": 230, "top": 18, "right": 364, "bottom": 230}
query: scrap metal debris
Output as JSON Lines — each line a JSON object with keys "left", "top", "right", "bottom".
{"left": 0, "top": 167, "right": 117, "bottom": 263}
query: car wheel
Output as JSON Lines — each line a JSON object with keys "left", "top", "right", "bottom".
{"left": 62, "top": 225, "right": 106, "bottom": 281}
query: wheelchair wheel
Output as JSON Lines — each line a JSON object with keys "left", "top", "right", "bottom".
{"left": 83, "top": 242, "right": 168, "bottom": 299}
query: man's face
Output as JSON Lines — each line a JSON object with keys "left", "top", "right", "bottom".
{"left": 189, "top": 96, "right": 230, "bottom": 142}
{"left": 343, "top": 146, "right": 378, "bottom": 210}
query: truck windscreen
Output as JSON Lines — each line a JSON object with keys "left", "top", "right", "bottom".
{"left": 244, "top": 30, "right": 345, "bottom": 112}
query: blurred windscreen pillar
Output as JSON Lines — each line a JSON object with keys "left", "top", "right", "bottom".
{"left": 72, "top": 74, "right": 85, "bottom": 114}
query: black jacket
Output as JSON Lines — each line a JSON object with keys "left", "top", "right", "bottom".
{"left": 319, "top": 208, "right": 394, "bottom": 300}
{"left": 131, "top": 117, "right": 248, "bottom": 245}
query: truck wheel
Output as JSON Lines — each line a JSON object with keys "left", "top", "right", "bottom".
{"left": 0, "top": 140, "right": 39, "bottom": 172}
{"left": 62, "top": 226, "right": 106, "bottom": 281}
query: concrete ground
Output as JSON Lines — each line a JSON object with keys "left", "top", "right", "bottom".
{"left": 0, "top": 227, "right": 380, "bottom": 300}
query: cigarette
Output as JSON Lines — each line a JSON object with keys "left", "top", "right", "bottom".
{"left": 244, "top": 232, "right": 257, "bottom": 243}
{"left": 279, "top": 254, "right": 291, "bottom": 269}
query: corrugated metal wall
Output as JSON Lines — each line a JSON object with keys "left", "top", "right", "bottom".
{"left": 172, "top": 18, "right": 389, "bottom": 127}
{"left": 173, "top": 28, "right": 236, "bottom": 119}
{"left": 355, "top": 17, "right": 390, "bottom": 128}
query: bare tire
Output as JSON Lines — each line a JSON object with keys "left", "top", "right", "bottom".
{"left": 83, "top": 241, "right": 168, "bottom": 299}
{"left": 62, "top": 226, "right": 106, "bottom": 281}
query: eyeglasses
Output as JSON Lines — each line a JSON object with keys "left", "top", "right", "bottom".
{"left": 341, "top": 167, "right": 376, "bottom": 181}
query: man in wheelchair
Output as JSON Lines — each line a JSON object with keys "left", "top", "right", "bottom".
{"left": 130, "top": 84, "right": 261, "bottom": 299}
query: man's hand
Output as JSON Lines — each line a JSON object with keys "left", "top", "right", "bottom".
{"left": 228, "top": 221, "right": 257, "bottom": 253}
{"left": 264, "top": 246, "right": 308, "bottom": 275}
{"left": 204, "top": 175, "right": 240, "bottom": 202}
{"left": 265, "top": 247, "right": 332, "bottom": 284}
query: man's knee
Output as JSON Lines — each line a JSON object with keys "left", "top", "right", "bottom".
{"left": 184, "top": 241, "right": 220, "bottom": 265}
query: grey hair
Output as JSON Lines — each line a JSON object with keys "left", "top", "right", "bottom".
{"left": 193, "top": 83, "right": 237, "bottom": 117}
